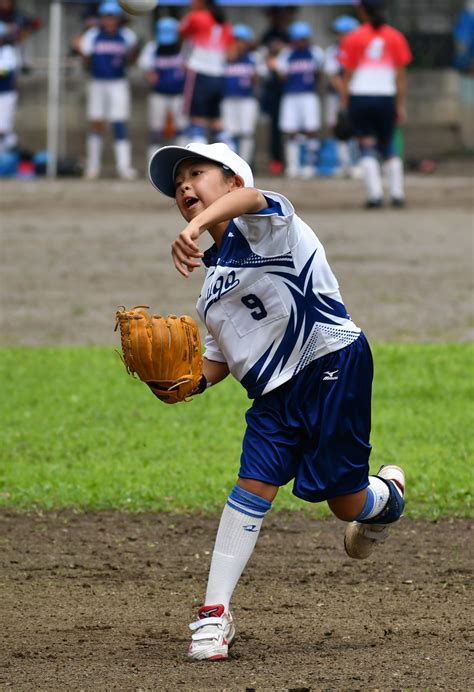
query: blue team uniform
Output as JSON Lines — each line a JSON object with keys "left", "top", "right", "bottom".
{"left": 223, "top": 53, "right": 257, "bottom": 98}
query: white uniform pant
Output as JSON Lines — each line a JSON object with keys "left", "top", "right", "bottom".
{"left": 148, "top": 93, "right": 188, "bottom": 132}
{"left": 221, "top": 97, "right": 259, "bottom": 136}
{"left": 0, "top": 91, "right": 17, "bottom": 133}
{"left": 87, "top": 79, "right": 130, "bottom": 122}
{"left": 279, "top": 92, "right": 321, "bottom": 133}
{"left": 325, "top": 91, "right": 340, "bottom": 129}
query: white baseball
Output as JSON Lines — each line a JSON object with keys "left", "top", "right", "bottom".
{"left": 118, "top": 0, "right": 157, "bottom": 15}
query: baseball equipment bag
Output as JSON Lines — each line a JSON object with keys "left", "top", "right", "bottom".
{"left": 115, "top": 306, "right": 205, "bottom": 403}
{"left": 333, "top": 110, "right": 354, "bottom": 141}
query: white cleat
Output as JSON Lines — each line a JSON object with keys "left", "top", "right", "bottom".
{"left": 188, "top": 604, "right": 235, "bottom": 661}
{"left": 83, "top": 168, "right": 100, "bottom": 180}
{"left": 344, "top": 465, "right": 405, "bottom": 560}
{"left": 117, "top": 167, "right": 138, "bottom": 181}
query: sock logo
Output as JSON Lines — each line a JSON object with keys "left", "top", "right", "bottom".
{"left": 243, "top": 524, "right": 258, "bottom": 532}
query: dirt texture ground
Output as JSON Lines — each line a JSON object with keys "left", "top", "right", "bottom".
{"left": 1, "top": 171, "right": 473, "bottom": 346}
{"left": 1, "top": 173, "right": 473, "bottom": 690}
{"left": 1, "top": 512, "right": 473, "bottom": 691}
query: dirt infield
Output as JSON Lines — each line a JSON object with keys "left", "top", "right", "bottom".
{"left": 1, "top": 511, "right": 473, "bottom": 690}
{"left": 1, "top": 173, "right": 473, "bottom": 689}
{"left": 1, "top": 172, "right": 473, "bottom": 346}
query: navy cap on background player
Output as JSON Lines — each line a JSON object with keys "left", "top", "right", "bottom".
{"left": 149, "top": 143, "right": 254, "bottom": 197}
{"left": 155, "top": 17, "right": 179, "bottom": 45}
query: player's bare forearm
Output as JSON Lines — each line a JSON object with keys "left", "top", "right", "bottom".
{"left": 341, "top": 70, "right": 353, "bottom": 110}
{"left": 203, "top": 357, "right": 229, "bottom": 386}
{"left": 172, "top": 188, "right": 268, "bottom": 276}
{"left": 395, "top": 67, "right": 407, "bottom": 123}
{"left": 194, "top": 188, "right": 267, "bottom": 233}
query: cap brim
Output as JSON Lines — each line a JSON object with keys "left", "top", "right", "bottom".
{"left": 148, "top": 146, "right": 205, "bottom": 197}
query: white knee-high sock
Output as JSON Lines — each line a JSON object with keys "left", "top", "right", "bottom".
{"left": 360, "top": 155, "right": 383, "bottom": 201}
{"left": 86, "top": 133, "right": 102, "bottom": 174}
{"left": 204, "top": 486, "right": 272, "bottom": 611}
{"left": 383, "top": 156, "right": 405, "bottom": 200}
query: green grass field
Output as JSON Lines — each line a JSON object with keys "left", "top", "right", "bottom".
{"left": 1, "top": 344, "right": 472, "bottom": 518}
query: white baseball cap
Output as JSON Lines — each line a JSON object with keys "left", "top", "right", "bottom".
{"left": 148, "top": 142, "right": 254, "bottom": 198}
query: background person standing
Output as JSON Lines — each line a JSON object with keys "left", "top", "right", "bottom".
{"left": 339, "top": 0, "right": 412, "bottom": 208}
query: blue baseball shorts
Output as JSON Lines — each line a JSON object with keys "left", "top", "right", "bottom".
{"left": 239, "top": 333, "right": 373, "bottom": 503}
{"left": 348, "top": 95, "right": 396, "bottom": 158}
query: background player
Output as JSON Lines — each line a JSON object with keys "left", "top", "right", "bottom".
{"left": 338, "top": 0, "right": 412, "bottom": 207}
{"left": 148, "top": 141, "right": 406, "bottom": 661}
{"left": 222, "top": 23, "right": 263, "bottom": 166}
{"left": 138, "top": 17, "right": 188, "bottom": 161}
{"left": 276, "top": 20, "right": 325, "bottom": 179}
{"left": 323, "top": 14, "right": 360, "bottom": 177}
{"left": 75, "top": 0, "right": 138, "bottom": 180}
{"left": 179, "top": 0, "right": 234, "bottom": 145}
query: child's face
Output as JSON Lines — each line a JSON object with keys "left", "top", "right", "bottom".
{"left": 174, "top": 159, "right": 242, "bottom": 221}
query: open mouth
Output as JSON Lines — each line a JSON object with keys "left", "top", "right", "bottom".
{"left": 184, "top": 196, "right": 199, "bottom": 209}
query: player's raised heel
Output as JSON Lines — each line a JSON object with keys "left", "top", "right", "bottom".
{"left": 344, "top": 464, "right": 405, "bottom": 560}
{"left": 188, "top": 604, "right": 235, "bottom": 661}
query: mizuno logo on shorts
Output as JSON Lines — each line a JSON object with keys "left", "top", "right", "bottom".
{"left": 323, "top": 370, "right": 339, "bottom": 381}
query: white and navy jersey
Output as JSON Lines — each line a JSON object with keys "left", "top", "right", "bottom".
{"left": 277, "top": 45, "right": 324, "bottom": 94}
{"left": 223, "top": 51, "right": 263, "bottom": 98}
{"left": 196, "top": 191, "right": 360, "bottom": 399}
{"left": 138, "top": 41, "right": 186, "bottom": 95}
{"left": 0, "top": 44, "right": 18, "bottom": 92}
{"left": 80, "top": 26, "right": 137, "bottom": 80}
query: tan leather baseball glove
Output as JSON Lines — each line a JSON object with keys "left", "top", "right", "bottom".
{"left": 115, "top": 306, "right": 204, "bottom": 403}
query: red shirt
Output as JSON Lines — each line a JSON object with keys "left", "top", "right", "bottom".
{"left": 339, "top": 23, "right": 412, "bottom": 95}
{"left": 180, "top": 10, "right": 234, "bottom": 76}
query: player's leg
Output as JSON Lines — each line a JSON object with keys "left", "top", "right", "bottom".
{"left": 221, "top": 96, "right": 239, "bottom": 152}
{"left": 85, "top": 80, "right": 105, "bottom": 179}
{"left": 110, "top": 79, "right": 137, "bottom": 180}
{"left": 300, "top": 94, "right": 321, "bottom": 178}
{"left": 349, "top": 96, "right": 383, "bottom": 207}
{"left": 209, "top": 76, "right": 233, "bottom": 147}
{"left": 375, "top": 96, "right": 405, "bottom": 206}
{"left": 188, "top": 478, "right": 277, "bottom": 661}
{"left": 280, "top": 95, "right": 300, "bottom": 178}
{"left": 170, "top": 94, "right": 188, "bottom": 147}
{"left": 147, "top": 93, "right": 166, "bottom": 161}
{"left": 189, "top": 385, "right": 301, "bottom": 661}
{"left": 0, "top": 91, "right": 18, "bottom": 153}
{"left": 291, "top": 333, "right": 405, "bottom": 558}
{"left": 339, "top": 465, "right": 405, "bottom": 559}
{"left": 238, "top": 97, "right": 259, "bottom": 167}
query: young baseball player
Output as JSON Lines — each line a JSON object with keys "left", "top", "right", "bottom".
{"left": 148, "top": 141, "right": 406, "bottom": 661}
{"left": 0, "top": 20, "right": 19, "bottom": 154}
{"left": 76, "top": 1, "right": 138, "bottom": 180}
{"left": 138, "top": 17, "right": 188, "bottom": 160}
{"left": 222, "top": 24, "right": 263, "bottom": 166}
{"left": 276, "top": 21, "right": 325, "bottom": 179}
{"left": 338, "top": 0, "right": 412, "bottom": 207}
